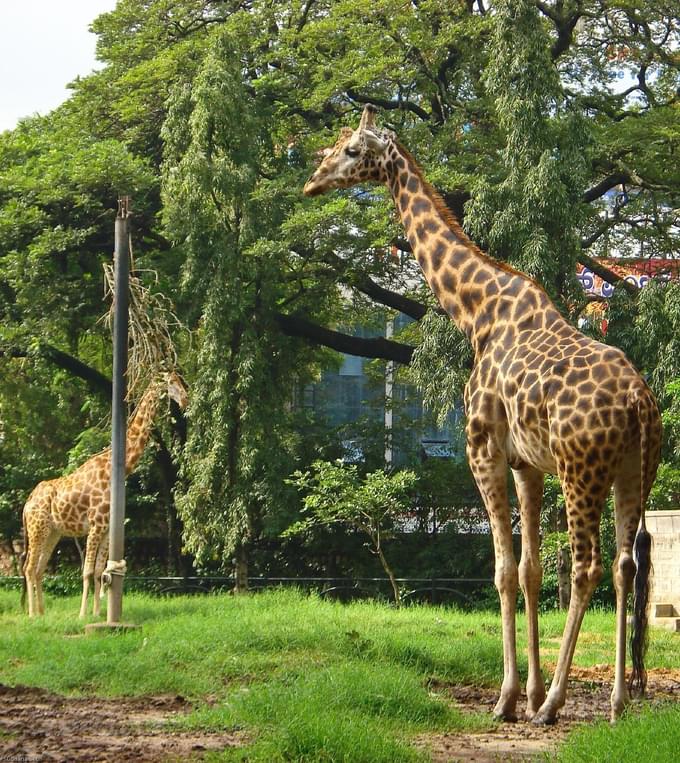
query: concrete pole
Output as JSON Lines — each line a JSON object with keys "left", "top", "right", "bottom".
{"left": 107, "top": 197, "right": 130, "bottom": 624}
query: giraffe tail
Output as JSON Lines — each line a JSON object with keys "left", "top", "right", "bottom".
{"left": 20, "top": 506, "right": 28, "bottom": 612}
{"left": 628, "top": 393, "right": 657, "bottom": 698}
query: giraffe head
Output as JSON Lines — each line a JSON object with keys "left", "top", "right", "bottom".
{"left": 165, "top": 370, "right": 189, "bottom": 410}
{"left": 303, "top": 105, "right": 393, "bottom": 197}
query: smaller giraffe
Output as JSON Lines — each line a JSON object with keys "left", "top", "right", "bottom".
{"left": 22, "top": 371, "right": 188, "bottom": 618}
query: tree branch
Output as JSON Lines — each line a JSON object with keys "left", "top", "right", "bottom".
{"left": 576, "top": 252, "right": 639, "bottom": 296}
{"left": 0, "top": 343, "right": 112, "bottom": 396}
{"left": 275, "top": 313, "right": 414, "bottom": 364}
{"left": 581, "top": 172, "right": 630, "bottom": 203}
{"left": 346, "top": 89, "right": 431, "bottom": 122}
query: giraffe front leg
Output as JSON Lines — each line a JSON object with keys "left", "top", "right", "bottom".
{"left": 512, "top": 466, "right": 546, "bottom": 720}
{"left": 468, "top": 437, "right": 520, "bottom": 721}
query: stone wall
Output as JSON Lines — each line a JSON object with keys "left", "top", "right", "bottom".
{"left": 648, "top": 510, "right": 680, "bottom": 616}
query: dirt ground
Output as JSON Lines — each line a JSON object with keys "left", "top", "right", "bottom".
{"left": 417, "top": 666, "right": 680, "bottom": 762}
{"left": 1, "top": 667, "right": 680, "bottom": 762}
{"left": 0, "top": 685, "right": 242, "bottom": 762}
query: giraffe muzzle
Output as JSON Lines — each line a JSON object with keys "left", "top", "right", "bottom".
{"left": 303, "top": 176, "right": 324, "bottom": 196}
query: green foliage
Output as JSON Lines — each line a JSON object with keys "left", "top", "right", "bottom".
{"left": 649, "top": 462, "right": 680, "bottom": 512}
{"left": 164, "top": 29, "right": 324, "bottom": 570}
{"left": 408, "top": 310, "right": 472, "bottom": 428}
{"left": 286, "top": 460, "right": 418, "bottom": 603}
{"left": 286, "top": 461, "right": 418, "bottom": 537}
{"left": 465, "top": 0, "right": 589, "bottom": 310}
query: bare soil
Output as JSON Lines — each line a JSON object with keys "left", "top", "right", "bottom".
{"left": 416, "top": 666, "right": 680, "bottom": 762}
{"left": 0, "top": 684, "right": 243, "bottom": 762}
{"left": 2, "top": 668, "right": 679, "bottom": 762}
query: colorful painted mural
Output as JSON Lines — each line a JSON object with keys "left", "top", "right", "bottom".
{"left": 577, "top": 258, "right": 680, "bottom": 333}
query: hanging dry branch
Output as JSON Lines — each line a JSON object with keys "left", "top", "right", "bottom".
{"left": 102, "top": 255, "right": 183, "bottom": 401}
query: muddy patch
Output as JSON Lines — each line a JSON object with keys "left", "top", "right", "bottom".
{"left": 0, "top": 684, "right": 242, "bottom": 762}
{"left": 416, "top": 667, "right": 680, "bottom": 762}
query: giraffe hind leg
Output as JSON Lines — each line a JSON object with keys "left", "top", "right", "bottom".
{"left": 610, "top": 459, "right": 642, "bottom": 721}
{"left": 23, "top": 523, "right": 56, "bottom": 617}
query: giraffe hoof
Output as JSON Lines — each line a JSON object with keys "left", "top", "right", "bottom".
{"left": 492, "top": 710, "right": 518, "bottom": 723}
{"left": 531, "top": 711, "right": 557, "bottom": 726}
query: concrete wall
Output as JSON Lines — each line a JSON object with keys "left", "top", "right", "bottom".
{"left": 648, "top": 510, "right": 680, "bottom": 614}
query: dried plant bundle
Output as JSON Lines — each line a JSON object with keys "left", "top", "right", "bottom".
{"left": 102, "top": 256, "right": 181, "bottom": 402}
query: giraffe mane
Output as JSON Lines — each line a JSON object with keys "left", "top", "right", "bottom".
{"left": 393, "top": 139, "right": 545, "bottom": 290}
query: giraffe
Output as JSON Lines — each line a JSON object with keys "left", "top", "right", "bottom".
{"left": 303, "top": 105, "right": 662, "bottom": 724}
{"left": 22, "top": 371, "right": 188, "bottom": 619}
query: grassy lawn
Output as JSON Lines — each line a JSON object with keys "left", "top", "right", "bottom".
{"left": 1, "top": 588, "right": 679, "bottom": 761}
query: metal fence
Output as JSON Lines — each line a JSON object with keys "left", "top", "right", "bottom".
{"left": 0, "top": 574, "right": 495, "bottom": 608}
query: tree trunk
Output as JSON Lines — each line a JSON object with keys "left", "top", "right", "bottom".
{"left": 233, "top": 543, "right": 249, "bottom": 594}
{"left": 375, "top": 544, "right": 401, "bottom": 607}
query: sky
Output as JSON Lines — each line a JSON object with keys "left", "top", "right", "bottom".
{"left": 0, "top": 1, "right": 118, "bottom": 132}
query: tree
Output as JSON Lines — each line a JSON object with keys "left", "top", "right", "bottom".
{"left": 162, "top": 28, "right": 328, "bottom": 587}
{"left": 0, "top": 0, "right": 678, "bottom": 582}
{"left": 286, "top": 460, "right": 419, "bottom": 606}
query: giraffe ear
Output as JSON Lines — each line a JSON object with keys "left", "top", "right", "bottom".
{"left": 364, "top": 129, "right": 388, "bottom": 154}
{"left": 347, "top": 130, "right": 363, "bottom": 152}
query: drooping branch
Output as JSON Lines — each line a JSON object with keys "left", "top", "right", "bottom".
{"left": 0, "top": 343, "right": 112, "bottom": 396}
{"left": 275, "top": 313, "right": 414, "bottom": 364}
{"left": 324, "top": 256, "right": 429, "bottom": 320}
{"left": 292, "top": 245, "right": 431, "bottom": 320}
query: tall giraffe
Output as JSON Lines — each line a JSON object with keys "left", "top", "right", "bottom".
{"left": 303, "top": 105, "right": 662, "bottom": 724}
{"left": 22, "top": 371, "right": 188, "bottom": 619}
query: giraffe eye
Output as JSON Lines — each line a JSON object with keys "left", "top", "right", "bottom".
{"left": 345, "top": 146, "right": 360, "bottom": 158}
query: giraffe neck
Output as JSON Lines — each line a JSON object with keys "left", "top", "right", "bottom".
{"left": 385, "top": 143, "right": 533, "bottom": 354}
{"left": 125, "top": 383, "right": 162, "bottom": 474}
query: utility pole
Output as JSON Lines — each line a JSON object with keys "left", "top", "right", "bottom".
{"left": 87, "top": 197, "right": 137, "bottom": 633}
{"left": 107, "top": 196, "right": 131, "bottom": 625}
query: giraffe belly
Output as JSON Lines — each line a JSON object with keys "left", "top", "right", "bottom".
{"left": 51, "top": 495, "right": 90, "bottom": 537}
{"left": 505, "top": 427, "right": 556, "bottom": 475}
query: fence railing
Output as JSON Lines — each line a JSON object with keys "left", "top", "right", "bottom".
{"left": 0, "top": 574, "right": 495, "bottom": 607}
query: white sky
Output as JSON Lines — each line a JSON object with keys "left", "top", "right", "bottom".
{"left": 0, "top": 1, "right": 118, "bottom": 132}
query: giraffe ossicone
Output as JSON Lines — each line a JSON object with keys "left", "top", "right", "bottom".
{"left": 304, "top": 106, "right": 662, "bottom": 725}
{"left": 22, "top": 370, "right": 188, "bottom": 619}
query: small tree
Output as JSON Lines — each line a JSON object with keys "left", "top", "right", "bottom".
{"left": 285, "top": 461, "right": 418, "bottom": 606}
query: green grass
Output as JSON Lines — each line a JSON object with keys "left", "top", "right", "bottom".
{"left": 1, "top": 589, "right": 679, "bottom": 761}
{"left": 0, "top": 588, "right": 496, "bottom": 760}
{"left": 554, "top": 703, "right": 680, "bottom": 762}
